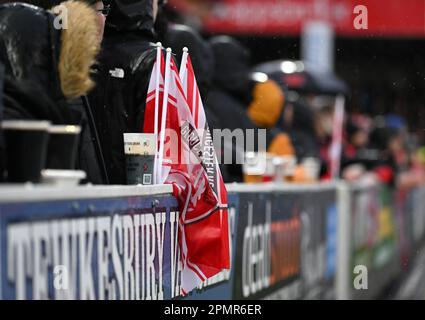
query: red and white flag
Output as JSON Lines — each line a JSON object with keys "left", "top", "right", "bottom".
{"left": 143, "top": 47, "right": 230, "bottom": 295}
{"left": 179, "top": 49, "right": 230, "bottom": 271}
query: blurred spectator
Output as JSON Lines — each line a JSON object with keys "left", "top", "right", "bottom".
{"left": 385, "top": 113, "right": 407, "bottom": 132}
{"left": 346, "top": 120, "right": 369, "bottom": 153}
{"left": 0, "top": 2, "right": 99, "bottom": 122}
{"left": 341, "top": 118, "right": 371, "bottom": 181}
{"left": 153, "top": 0, "right": 170, "bottom": 43}
{"left": 15, "top": 0, "right": 110, "bottom": 184}
{"left": 207, "top": 36, "right": 263, "bottom": 182}
{"left": 282, "top": 100, "right": 324, "bottom": 182}
{"left": 247, "top": 77, "right": 295, "bottom": 157}
{"left": 342, "top": 119, "right": 368, "bottom": 159}
{"left": 162, "top": 16, "right": 295, "bottom": 183}
{"left": 369, "top": 126, "right": 400, "bottom": 185}
{"left": 315, "top": 105, "right": 335, "bottom": 179}
{"left": 69, "top": 0, "right": 109, "bottom": 184}
{"left": 89, "top": 0, "right": 160, "bottom": 184}
{"left": 161, "top": 23, "right": 231, "bottom": 181}
{"left": 208, "top": 36, "right": 295, "bottom": 182}
{"left": 16, "top": 0, "right": 106, "bottom": 40}
{"left": 247, "top": 80, "right": 284, "bottom": 129}
{"left": 397, "top": 147, "right": 425, "bottom": 189}
{"left": 284, "top": 100, "right": 320, "bottom": 161}
{"left": 163, "top": 24, "right": 214, "bottom": 99}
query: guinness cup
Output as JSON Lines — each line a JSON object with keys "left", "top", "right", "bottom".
{"left": 124, "top": 133, "right": 156, "bottom": 185}
{"left": 1, "top": 120, "right": 50, "bottom": 183}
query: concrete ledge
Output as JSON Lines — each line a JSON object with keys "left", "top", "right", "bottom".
{"left": 0, "top": 184, "right": 174, "bottom": 203}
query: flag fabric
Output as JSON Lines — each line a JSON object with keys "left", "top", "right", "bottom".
{"left": 144, "top": 49, "right": 165, "bottom": 183}
{"left": 143, "top": 48, "right": 229, "bottom": 295}
{"left": 179, "top": 53, "right": 230, "bottom": 271}
{"left": 144, "top": 49, "right": 175, "bottom": 184}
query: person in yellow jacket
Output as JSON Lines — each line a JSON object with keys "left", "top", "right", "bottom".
{"left": 247, "top": 78, "right": 297, "bottom": 182}
{"left": 247, "top": 78, "right": 315, "bottom": 183}
{"left": 247, "top": 78, "right": 295, "bottom": 157}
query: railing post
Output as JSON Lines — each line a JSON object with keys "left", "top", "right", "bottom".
{"left": 336, "top": 181, "right": 351, "bottom": 300}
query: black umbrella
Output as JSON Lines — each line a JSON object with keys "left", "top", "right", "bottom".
{"left": 253, "top": 60, "right": 349, "bottom": 95}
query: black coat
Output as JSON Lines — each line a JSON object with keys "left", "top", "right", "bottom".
{"left": 208, "top": 35, "right": 276, "bottom": 146}
{"left": 68, "top": 96, "right": 108, "bottom": 184}
{"left": 0, "top": 63, "right": 4, "bottom": 181}
{"left": 0, "top": 3, "right": 73, "bottom": 123}
{"left": 89, "top": 0, "right": 157, "bottom": 184}
{"left": 207, "top": 36, "right": 279, "bottom": 182}
{"left": 0, "top": 4, "right": 107, "bottom": 184}
{"left": 288, "top": 101, "right": 320, "bottom": 160}
{"left": 162, "top": 25, "right": 235, "bottom": 181}
{"left": 163, "top": 24, "right": 215, "bottom": 99}
{"left": 2, "top": 77, "right": 109, "bottom": 184}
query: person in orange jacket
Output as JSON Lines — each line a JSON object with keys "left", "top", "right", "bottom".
{"left": 247, "top": 78, "right": 295, "bottom": 157}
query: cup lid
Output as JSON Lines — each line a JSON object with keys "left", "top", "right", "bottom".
{"left": 1, "top": 120, "right": 51, "bottom": 130}
{"left": 41, "top": 169, "right": 87, "bottom": 179}
{"left": 48, "top": 125, "right": 81, "bottom": 134}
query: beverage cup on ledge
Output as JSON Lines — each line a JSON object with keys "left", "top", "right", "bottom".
{"left": 124, "top": 133, "right": 157, "bottom": 185}
{"left": 2, "top": 120, "right": 50, "bottom": 183}
{"left": 46, "top": 125, "right": 81, "bottom": 170}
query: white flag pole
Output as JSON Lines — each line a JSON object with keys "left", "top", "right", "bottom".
{"left": 179, "top": 47, "right": 189, "bottom": 83}
{"left": 153, "top": 42, "right": 162, "bottom": 185}
{"left": 157, "top": 48, "right": 172, "bottom": 184}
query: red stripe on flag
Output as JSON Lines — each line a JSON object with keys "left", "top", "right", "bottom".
{"left": 174, "top": 73, "right": 188, "bottom": 104}
{"left": 147, "top": 86, "right": 164, "bottom": 100}
{"left": 170, "top": 61, "right": 188, "bottom": 104}
{"left": 168, "top": 93, "right": 177, "bottom": 104}
{"left": 195, "top": 85, "right": 200, "bottom": 127}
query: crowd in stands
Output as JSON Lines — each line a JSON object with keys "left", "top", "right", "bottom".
{"left": 0, "top": 0, "right": 423, "bottom": 190}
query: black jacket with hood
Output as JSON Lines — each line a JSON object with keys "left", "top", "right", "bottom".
{"left": 162, "top": 24, "right": 232, "bottom": 181}
{"left": 163, "top": 23, "right": 223, "bottom": 131}
{"left": 207, "top": 36, "right": 282, "bottom": 182}
{"left": 0, "top": 3, "right": 77, "bottom": 124}
{"left": 288, "top": 100, "right": 320, "bottom": 160}
{"left": 89, "top": 0, "right": 158, "bottom": 185}
{"left": 0, "top": 2, "right": 107, "bottom": 184}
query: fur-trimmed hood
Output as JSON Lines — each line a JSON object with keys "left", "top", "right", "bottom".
{"left": 52, "top": 0, "right": 100, "bottom": 98}
{"left": 0, "top": 1, "right": 99, "bottom": 103}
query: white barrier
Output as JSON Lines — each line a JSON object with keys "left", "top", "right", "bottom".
{"left": 336, "top": 180, "right": 417, "bottom": 299}
{"left": 0, "top": 181, "right": 423, "bottom": 300}
{"left": 0, "top": 184, "right": 173, "bottom": 202}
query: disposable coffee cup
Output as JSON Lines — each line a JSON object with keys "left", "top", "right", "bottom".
{"left": 302, "top": 157, "right": 321, "bottom": 181}
{"left": 1, "top": 120, "right": 50, "bottom": 183}
{"left": 124, "top": 133, "right": 156, "bottom": 185}
{"left": 243, "top": 151, "right": 267, "bottom": 183}
{"left": 273, "top": 156, "right": 285, "bottom": 182}
{"left": 281, "top": 155, "right": 297, "bottom": 181}
{"left": 46, "top": 125, "right": 81, "bottom": 170}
